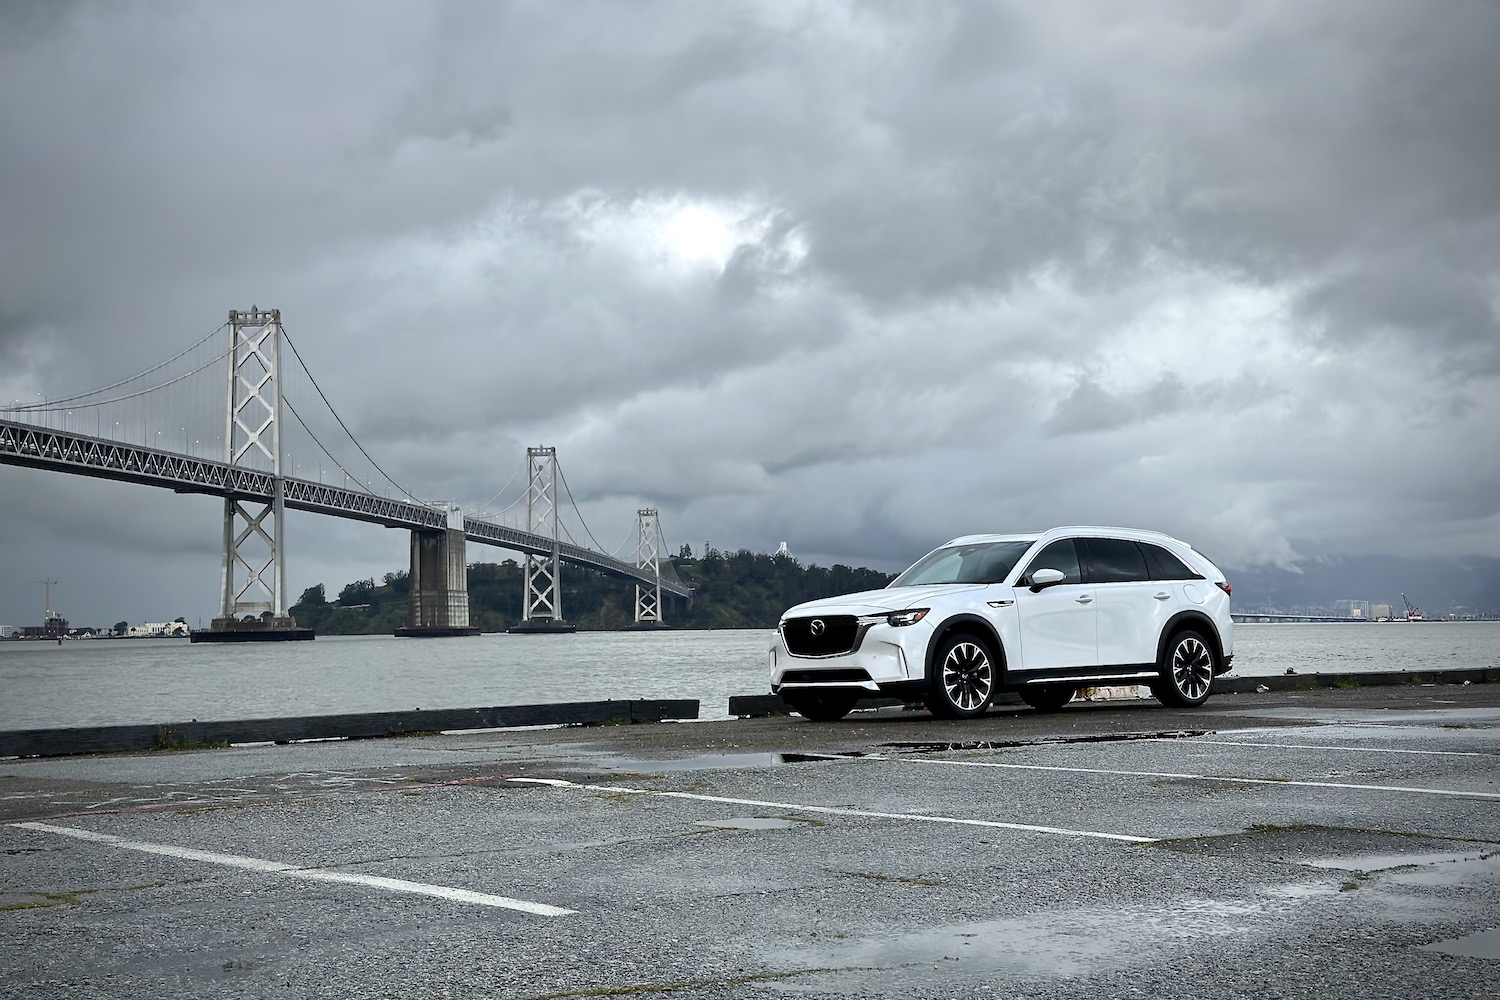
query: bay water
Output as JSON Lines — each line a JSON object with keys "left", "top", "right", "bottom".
{"left": 2, "top": 622, "right": 1496, "bottom": 731}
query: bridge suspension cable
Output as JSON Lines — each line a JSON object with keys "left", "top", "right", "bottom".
{"left": 556, "top": 462, "right": 608, "bottom": 554}
{"left": 2, "top": 322, "right": 228, "bottom": 413}
{"left": 278, "top": 326, "right": 425, "bottom": 505}
{"left": 472, "top": 455, "right": 526, "bottom": 520}
{"left": 8, "top": 347, "right": 232, "bottom": 413}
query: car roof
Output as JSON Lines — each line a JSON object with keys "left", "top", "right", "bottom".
{"left": 944, "top": 526, "right": 1194, "bottom": 549}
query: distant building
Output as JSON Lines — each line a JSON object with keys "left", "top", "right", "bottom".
{"left": 1371, "top": 604, "right": 1393, "bottom": 621}
{"left": 20, "top": 616, "right": 69, "bottom": 639}
{"left": 128, "top": 621, "right": 189, "bottom": 637}
{"left": 0, "top": 625, "right": 16, "bottom": 638}
{"left": 1332, "top": 599, "right": 1370, "bottom": 619}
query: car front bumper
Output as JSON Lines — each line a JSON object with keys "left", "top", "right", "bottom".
{"left": 769, "top": 627, "right": 929, "bottom": 695}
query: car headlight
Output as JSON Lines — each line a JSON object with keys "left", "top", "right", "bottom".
{"left": 858, "top": 608, "right": 929, "bottom": 627}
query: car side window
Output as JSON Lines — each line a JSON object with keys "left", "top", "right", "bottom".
{"left": 1083, "top": 537, "right": 1149, "bottom": 583}
{"left": 1022, "top": 538, "right": 1082, "bottom": 584}
{"left": 1140, "top": 542, "right": 1200, "bottom": 581}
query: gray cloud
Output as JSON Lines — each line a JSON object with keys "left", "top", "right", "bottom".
{"left": 2, "top": 0, "right": 1497, "bottom": 626}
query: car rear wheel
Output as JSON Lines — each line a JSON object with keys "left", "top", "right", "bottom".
{"left": 1019, "top": 686, "right": 1076, "bottom": 712}
{"left": 1152, "top": 629, "right": 1216, "bottom": 707}
{"left": 928, "top": 634, "right": 997, "bottom": 719}
{"left": 786, "top": 694, "right": 856, "bottom": 722}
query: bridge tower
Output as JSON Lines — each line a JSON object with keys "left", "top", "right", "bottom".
{"left": 197, "top": 307, "right": 311, "bottom": 641}
{"left": 508, "top": 446, "right": 576, "bottom": 633}
{"left": 631, "top": 508, "right": 667, "bottom": 628}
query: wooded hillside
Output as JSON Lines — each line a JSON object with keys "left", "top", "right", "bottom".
{"left": 289, "top": 548, "right": 895, "bottom": 633}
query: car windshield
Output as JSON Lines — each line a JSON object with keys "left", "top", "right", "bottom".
{"left": 888, "top": 540, "right": 1035, "bottom": 587}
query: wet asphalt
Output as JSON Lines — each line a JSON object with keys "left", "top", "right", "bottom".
{"left": 2, "top": 684, "right": 1498, "bottom": 999}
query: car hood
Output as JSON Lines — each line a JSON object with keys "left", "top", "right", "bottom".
{"left": 785, "top": 584, "right": 988, "bottom": 617}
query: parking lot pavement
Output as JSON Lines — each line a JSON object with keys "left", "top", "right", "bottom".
{"left": 2, "top": 685, "right": 1497, "bottom": 999}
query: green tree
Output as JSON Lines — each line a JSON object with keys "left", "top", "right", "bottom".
{"left": 337, "top": 579, "right": 376, "bottom": 605}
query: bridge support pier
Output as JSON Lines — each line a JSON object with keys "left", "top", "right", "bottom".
{"left": 396, "top": 506, "right": 479, "bottom": 637}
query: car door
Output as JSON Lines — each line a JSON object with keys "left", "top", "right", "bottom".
{"left": 1082, "top": 537, "right": 1180, "bottom": 667}
{"left": 1012, "top": 538, "right": 1097, "bottom": 671}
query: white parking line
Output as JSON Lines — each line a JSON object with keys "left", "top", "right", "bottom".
{"left": 876, "top": 757, "right": 1500, "bottom": 800}
{"left": 506, "top": 777, "right": 1157, "bottom": 843}
{"left": 1143, "top": 737, "right": 1495, "bottom": 758}
{"left": 10, "top": 822, "right": 576, "bottom": 916}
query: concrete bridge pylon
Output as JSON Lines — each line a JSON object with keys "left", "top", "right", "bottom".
{"left": 396, "top": 504, "right": 479, "bottom": 637}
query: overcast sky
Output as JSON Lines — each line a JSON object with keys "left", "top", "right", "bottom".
{"left": 2, "top": 0, "right": 1497, "bottom": 628}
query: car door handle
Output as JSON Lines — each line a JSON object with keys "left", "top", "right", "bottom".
{"left": 1154, "top": 592, "right": 1172, "bottom": 601}
{"left": 1074, "top": 595, "right": 1093, "bottom": 604}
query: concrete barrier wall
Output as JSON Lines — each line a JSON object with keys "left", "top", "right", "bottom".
{"left": 731, "top": 667, "right": 1500, "bottom": 718}
{"left": 0, "top": 699, "right": 700, "bottom": 758}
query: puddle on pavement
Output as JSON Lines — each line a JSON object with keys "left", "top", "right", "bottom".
{"left": 778, "top": 896, "right": 1272, "bottom": 992}
{"left": 694, "top": 817, "right": 805, "bottom": 830}
{"left": 1230, "top": 707, "right": 1500, "bottom": 728}
{"left": 1303, "top": 850, "right": 1496, "bottom": 872}
{"left": 1421, "top": 926, "right": 1500, "bottom": 961}
{"left": 883, "top": 729, "right": 1209, "bottom": 754}
{"left": 1164, "top": 825, "right": 1500, "bottom": 887}
{"left": 595, "top": 751, "right": 863, "bottom": 772}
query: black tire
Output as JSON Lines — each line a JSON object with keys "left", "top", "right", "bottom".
{"left": 1019, "top": 686, "right": 1076, "bottom": 712}
{"left": 1152, "top": 629, "right": 1217, "bottom": 707}
{"left": 786, "top": 694, "right": 856, "bottom": 722}
{"left": 928, "top": 634, "right": 998, "bottom": 719}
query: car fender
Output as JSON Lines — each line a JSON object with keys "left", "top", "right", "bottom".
{"left": 925, "top": 614, "right": 1009, "bottom": 682}
{"left": 1155, "top": 610, "right": 1223, "bottom": 665}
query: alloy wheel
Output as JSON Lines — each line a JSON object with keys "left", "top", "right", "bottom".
{"left": 942, "top": 640, "right": 994, "bottom": 712}
{"left": 1171, "top": 635, "right": 1213, "bottom": 701}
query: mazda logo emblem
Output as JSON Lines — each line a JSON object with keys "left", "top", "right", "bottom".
{"left": 810, "top": 619, "right": 825, "bottom": 636}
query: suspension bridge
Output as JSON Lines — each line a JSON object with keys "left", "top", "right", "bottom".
{"left": 0, "top": 308, "right": 691, "bottom": 639}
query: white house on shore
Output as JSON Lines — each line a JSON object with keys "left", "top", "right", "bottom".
{"left": 127, "top": 621, "right": 189, "bottom": 637}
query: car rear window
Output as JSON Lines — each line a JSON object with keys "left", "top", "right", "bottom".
{"left": 1140, "top": 542, "right": 1201, "bottom": 580}
{"left": 1083, "top": 537, "right": 1150, "bottom": 583}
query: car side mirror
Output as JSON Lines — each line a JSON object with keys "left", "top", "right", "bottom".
{"left": 1029, "top": 568, "right": 1066, "bottom": 592}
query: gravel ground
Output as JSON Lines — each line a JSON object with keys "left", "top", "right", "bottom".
{"left": 2, "top": 685, "right": 1497, "bottom": 999}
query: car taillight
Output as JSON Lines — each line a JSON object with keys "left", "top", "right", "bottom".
{"left": 1216, "top": 581, "right": 1232, "bottom": 596}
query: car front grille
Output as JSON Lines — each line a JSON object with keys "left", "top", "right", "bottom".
{"left": 781, "top": 615, "right": 861, "bottom": 657}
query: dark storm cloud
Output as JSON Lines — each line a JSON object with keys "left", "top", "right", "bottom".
{"left": 2, "top": 0, "right": 1497, "bottom": 626}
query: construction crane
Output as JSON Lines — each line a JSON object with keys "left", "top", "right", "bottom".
{"left": 30, "top": 579, "right": 58, "bottom": 618}
{"left": 1400, "top": 593, "right": 1423, "bottom": 622}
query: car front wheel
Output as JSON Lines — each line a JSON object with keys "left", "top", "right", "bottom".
{"left": 928, "top": 634, "right": 997, "bottom": 719}
{"left": 1152, "top": 629, "right": 1216, "bottom": 707}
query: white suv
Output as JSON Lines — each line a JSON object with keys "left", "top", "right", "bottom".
{"left": 770, "top": 527, "right": 1233, "bottom": 721}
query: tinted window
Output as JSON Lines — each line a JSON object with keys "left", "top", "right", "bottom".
{"left": 890, "top": 540, "right": 1035, "bottom": 587}
{"left": 1140, "top": 542, "right": 1199, "bottom": 581}
{"left": 1083, "top": 537, "right": 1149, "bottom": 583}
{"left": 1022, "top": 539, "right": 1082, "bottom": 585}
